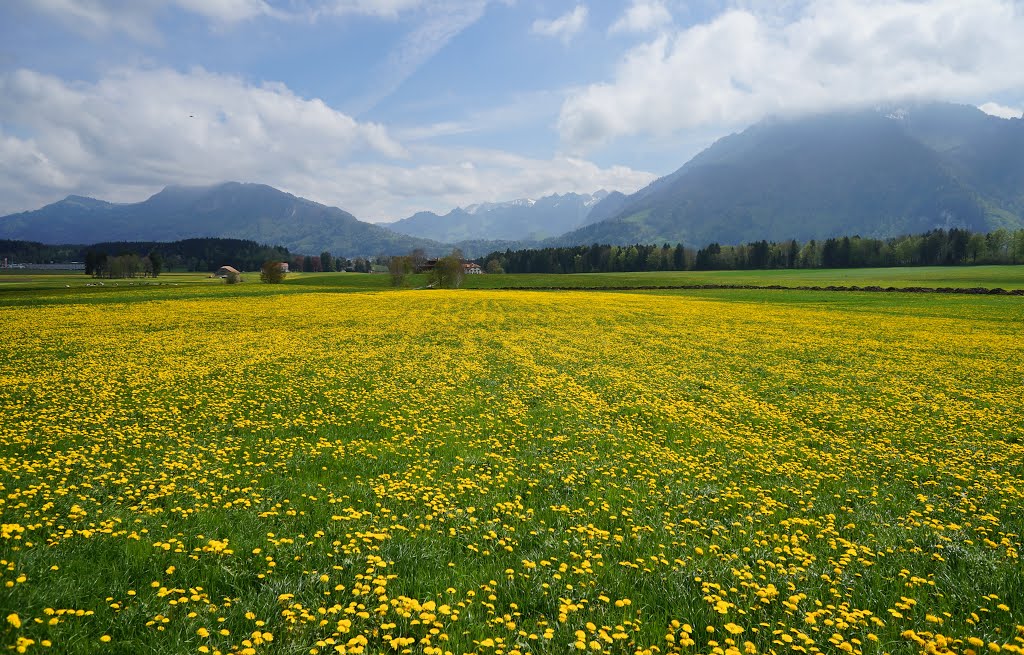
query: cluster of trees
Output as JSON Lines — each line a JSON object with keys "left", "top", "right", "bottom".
{"left": 87, "top": 239, "right": 291, "bottom": 273}
{"left": 0, "top": 240, "right": 82, "bottom": 265}
{"left": 2, "top": 238, "right": 292, "bottom": 273}
{"left": 86, "top": 251, "right": 163, "bottom": 278}
{"left": 482, "top": 242, "right": 684, "bottom": 274}
{"left": 387, "top": 249, "right": 465, "bottom": 288}
{"left": 289, "top": 252, "right": 373, "bottom": 273}
{"left": 428, "top": 254, "right": 465, "bottom": 289}
{"left": 481, "top": 228, "right": 1024, "bottom": 274}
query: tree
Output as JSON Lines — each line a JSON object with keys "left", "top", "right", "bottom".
{"left": 148, "top": 250, "right": 163, "bottom": 277}
{"left": 672, "top": 243, "right": 686, "bottom": 270}
{"left": 85, "top": 250, "right": 106, "bottom": 276}
{"left": 409, "top": 248, "right": 427, "bottom": 272}
{"left": 260, "top": 260, "right": 287, "bottom": 284}
{"left": 388, "top": 255, "right": 412, "bottom": 286}
{"left": 430, "top": 251, "right": 464, "bottom": 288}
{"left": 225, "top": 270, "right": 242, "bottom": 284}
{"left": 485, "top": 258, "right": 504, "bottom": 274}
{"left": 320, "top": 251, "right": 334, "bottom": 273}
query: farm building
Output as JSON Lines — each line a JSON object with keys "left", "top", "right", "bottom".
{"left": 214, "top": 265, "right": 240, "bottom": 278}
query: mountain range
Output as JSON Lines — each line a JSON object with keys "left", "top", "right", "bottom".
{"left": 553, "top": 102, "right": 1023, "bottom": 247}
{"left": 2, "top": 102, "right": 1021, "bottom": 256}
{"left": 0, "top": 183, "right": 443, "bottom": 257}
{"left": 384, "top": 191, "right": 616, "bottom": 243}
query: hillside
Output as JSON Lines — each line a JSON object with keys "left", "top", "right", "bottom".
{"left": 554, "top": 103, "right": 1024, "bottom": 247}
{"left": 0, "top": 182, "right": 443, "bottom": 257}
{"left": 386, "top": 191, "right": 611, "bottom": 242}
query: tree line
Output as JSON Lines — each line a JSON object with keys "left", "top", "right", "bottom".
{"left": 480, "top": 228, "right": 1024, "bottom": 274}
{"left": 1, "top": 238, "right": 292, "bottom": 275}
{"left": 289, "top": 253, "right": 374, "bottom": 273}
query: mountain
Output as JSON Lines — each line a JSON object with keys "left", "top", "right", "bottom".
{"left": 0, "top": 182, "right": 443, "bottom": 256}
{"left": 554, "top": 103, "right": 1024, "bottom": 247}
{"left": 386, "top": 191, "right": 612, "bottom": 243}
{"left": 580, "top": 191, "right": 628, "bottom": 225}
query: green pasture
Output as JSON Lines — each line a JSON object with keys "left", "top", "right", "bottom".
{"left": 0, "top": 273, "right": 1022, "bottom": 654}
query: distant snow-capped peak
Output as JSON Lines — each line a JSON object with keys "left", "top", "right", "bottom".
{"left": 464, "top": 198, "right": 536, "bottom": 214}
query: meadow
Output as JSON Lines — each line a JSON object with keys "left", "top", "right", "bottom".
{"left": 1, "top": 269, "right": 1023, "bottom": 655}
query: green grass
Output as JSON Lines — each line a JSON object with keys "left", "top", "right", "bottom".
{"left": 2, "top": 265, "right": 1021, "bottom": 303}
{"left": 0, "top": 283, "right": 1022, "bottom": 653}
{"left": 459, "top": 266, "right": 1024, "bottom": 290}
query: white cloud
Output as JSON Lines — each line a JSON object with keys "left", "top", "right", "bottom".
{"left": 0, "top": 67, "right": 405, "bottom": 213}
{"left": 609, "top": 0, "right": 672, "bottom": 34}
{"left": 18, "top": 0, "right": 281, "bottom": 39}
{"left": 351, "top": 1, "right": 491, "bottom": 114}
{"left": 316, "top": 0, "right": 427, "bottom": 18}
{"left": 0, "top": 66, "right": 654, "bottom": 222}
{"left": 559, "top": 0, "right": 1024, "bottom": 150}
{"left": 314, "top": 147, "right": 656, "bottom": 221}
{"left": 531, "top": 5, "right": 588, "bottom": 43}
{"left": 17, "top": 0, "right": 440, "bottom": 39}
{"left": 978, "top": 102, "right": 1023, "bottom": 119}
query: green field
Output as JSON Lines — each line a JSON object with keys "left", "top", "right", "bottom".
{"left": 1, "top": 269, "right": 1023, "bottom": 655}
{"left": 1, "top": 265, "right": 1022, "bottom": 297}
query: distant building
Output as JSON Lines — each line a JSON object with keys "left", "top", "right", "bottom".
{"left": 214, "top": 265, "right": 241, "bottom": 278}
{"left": 415, "top": 259, "right": 438, "bottom": 274}
{"left": 416, "top": 259, "right": 484, "bottom": 274}
{"left": 278, "top": 262, "right": 289, "bottom": 273}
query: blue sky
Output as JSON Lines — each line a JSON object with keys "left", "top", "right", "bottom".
{"left": 2, "top": 0, "right": 1023, "bottom": 222}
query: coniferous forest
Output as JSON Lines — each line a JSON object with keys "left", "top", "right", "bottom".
{"left": 481, "top": 228, "right": 1024, "bottom": 274}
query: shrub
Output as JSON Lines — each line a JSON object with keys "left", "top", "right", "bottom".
{"left": 260, "top": 260, "right": 287, "bottom": 284}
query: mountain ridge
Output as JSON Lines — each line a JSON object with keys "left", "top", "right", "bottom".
{"left": 385, "top": 190, "right": 612, "bottom": 243}
{"left": 0, "top": 182, "right": 446, "bottom": 257}
{"left": 551, "top": 103, "right": 1023, "bottom": 247}
{"left": 4, "top": 103, "right": 1022, "bottom": 255}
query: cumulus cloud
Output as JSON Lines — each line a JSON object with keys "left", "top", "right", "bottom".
{"left": 0, "top": 67, "right": 654, "bottom": 221}
{"left": 609, "top": 0, "right": 672, "bottom": 34}
{"left": 978, "top": 102, "right": 1023, "bottom": 119}
{"left": 531, "top": 5, "right": 588, "bottom": 43}
{"left": 559, "top": 0, "right": 1024, "bottom": 150}
{"left": 0, "top": 67, "right": 405, "bottom": 212}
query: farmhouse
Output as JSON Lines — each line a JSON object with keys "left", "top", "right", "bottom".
{"left": 416, "top": 259, "right": 484, "bottom": 274}
{"left": 214, "top": 265, "right": 240, "bottom": 278}
{"left": 415, "top": 259, "right": 437, "bottom": 273}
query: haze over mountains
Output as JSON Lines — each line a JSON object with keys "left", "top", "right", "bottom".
{"left": 384, "top": 191, "right": 615, "bottom": 243}
{"left": 2, "top": 103, "right": 1021, "bottom": 257}
{"left": 553, "top": 103, "right": 1024, "bottom": 248}
{"left": 0, "top": 182, "right": 443, "bottom": 257}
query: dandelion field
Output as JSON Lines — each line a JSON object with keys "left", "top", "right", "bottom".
{"left": 1, "top": 281, "right": 1023, "bottom": 655}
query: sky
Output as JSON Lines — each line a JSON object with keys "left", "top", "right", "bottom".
{"left": 1, "top": 0, "right": 1023, "bottom": 222}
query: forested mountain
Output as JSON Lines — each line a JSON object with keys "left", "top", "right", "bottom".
{"left": 0, "top": 182, "right": 443, "bottom": 257}
{"left": 5, "top": 104, "right": 1022, "bottom": 255}
{"left": 386, "top": 191, "right": 611, "bottom": 242}
{"left": 554, "top": 103, "right": 1024, "bottom": 247}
